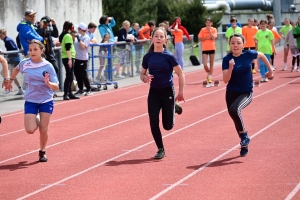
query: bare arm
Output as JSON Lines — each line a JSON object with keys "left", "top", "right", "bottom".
{"left": 173, "top": 65, "right": 185, "bottom": 102}
{"left": 223, "top": 59, "right": 234, "bottom": 84}
{"left": 257, "top": 52, "right": 273, "bottom": 75}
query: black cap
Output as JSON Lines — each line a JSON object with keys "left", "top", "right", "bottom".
{"left": 25, "top": 10, "right": 36, "bottom": 16}
{"left": 41, "top": 16, "right": 51, "bottom": 23}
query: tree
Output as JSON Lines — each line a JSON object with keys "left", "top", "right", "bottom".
{"left": 102, "top": 0, "right": 224, "bottom": 40}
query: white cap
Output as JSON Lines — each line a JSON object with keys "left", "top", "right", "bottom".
{"left": 77, "top": 22, "right": 87, "bottom": 31}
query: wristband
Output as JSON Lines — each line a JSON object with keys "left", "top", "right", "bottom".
{"left": 4, "top": 78, "right": 10, "bottom": 80}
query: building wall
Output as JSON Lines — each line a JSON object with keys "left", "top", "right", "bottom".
{"left": 0, "top": 0, "right": 102, "bottom": 50}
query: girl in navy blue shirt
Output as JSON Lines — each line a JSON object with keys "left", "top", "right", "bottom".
{"left": 141, "top": 27, "right": 185, "bottom": 159}
{"left": 222, "top": 33, "right": 273, "bottom": 156}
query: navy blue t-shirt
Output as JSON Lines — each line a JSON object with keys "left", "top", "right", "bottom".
{"left": 142, "top": 50, "right": 179, "bottom": 89}
{"left": 222, "top": 50, "right": 258, "bottom": 92}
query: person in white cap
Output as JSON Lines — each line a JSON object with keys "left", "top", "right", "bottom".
{"left": 74, "top": 22, "right": 92, "bottom": 96}
{"left": 16, "top": 10, "right": 43, "bottom": 56}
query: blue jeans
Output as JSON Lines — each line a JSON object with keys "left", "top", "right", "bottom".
{"left": 175, "top": 42, "right": 184, "bottom": 69}
{"left": 259, "top": 54, "right": 270, "bottom": 78}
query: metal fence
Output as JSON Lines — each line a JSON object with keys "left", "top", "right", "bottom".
{"left": 0, "top": 29, "right": 285, "bottom": 98}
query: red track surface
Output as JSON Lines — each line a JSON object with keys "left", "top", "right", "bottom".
{"left": 1, "top": 50, "right": 300, "bottom": 200}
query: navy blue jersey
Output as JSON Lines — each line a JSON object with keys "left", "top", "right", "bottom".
{"left": 142, "top": 50, "right": 179, "bottom": 89}
{"left": 222, "top": 50, "right": 258, "bottom": 92}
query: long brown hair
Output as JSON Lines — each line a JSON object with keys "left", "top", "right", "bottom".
{"left": 29, "top": 39, "right": 46, "bottom": 57}
{"left": 148, "top": 27, "right": 167, "bottom": 52}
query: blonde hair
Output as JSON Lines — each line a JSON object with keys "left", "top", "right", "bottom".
{"left": 148, "top": 27, "right": 167, "bottom": 52}
{"left": 0, "top": 29, "right": 7, "bottom": 35}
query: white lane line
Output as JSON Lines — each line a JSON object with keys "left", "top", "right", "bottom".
{"left": 0, "top": 87, "right": 225, "bottom": 164}
{"left": 149, "top": 106, "right": 300, "bottom": 200}
{"left": 0, "top": 72, "right": 220, "bottom": 137}
{"left": 1, "top": 76, "right": 298, "bottom": 162}
{"left": 285, "top": 182, "right": 300, "bottom": 200}
{"left": 15, "top": 78, "right": 299, "bottom": 199}
{"left": 1, "top": 69, "right": 203, "bottom": 118}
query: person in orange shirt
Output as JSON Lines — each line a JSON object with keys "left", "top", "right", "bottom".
{"left": 138, "top": 21, "right": 156, "bottom": 39}
{"left": 170, "top": 20, "right": 184, "bottom": 69}
{"left": 198, "top": 18, "right": 218, "bottom": 87}
{"left": 268, "top": 20, "right": 281, "bottom": 71}
{"left": 242, "top": 18, "right": 258, "bottom": 74}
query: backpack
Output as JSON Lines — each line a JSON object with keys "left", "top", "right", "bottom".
{"left": 190, "top": 55, "right": 200, "bottom": 66}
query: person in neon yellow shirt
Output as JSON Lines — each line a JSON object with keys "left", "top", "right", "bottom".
{"left": 279, "top": 18, "right": 292, "bottom": 70}
{"left": 255, "top": 19, "right": 275, "bottom": 82}
{"left": 226, "top": 17, "right": 242, "bottom": 53}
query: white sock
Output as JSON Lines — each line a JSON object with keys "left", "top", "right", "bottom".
{"left": 284, "top": 63, "right": 287, "bottom": 67}
{"left": 208, "top": 75, "right": 212, "bottom": 79}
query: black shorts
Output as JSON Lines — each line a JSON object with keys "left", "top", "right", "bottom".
{"left": 244, "top": 47, "right": 256, "bottom": 50}
{"left": 202, "top": 50, "right": 215, "bottom": 55}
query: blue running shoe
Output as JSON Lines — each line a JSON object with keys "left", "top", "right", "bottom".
{"left": 240, "top": 147, "right": 248, "bottom": 156}
{"left": 239, "top": 132, "right": 250, "bottom": 147}
{"left": 239, "top": 133, "right": 250, "bottom": 157}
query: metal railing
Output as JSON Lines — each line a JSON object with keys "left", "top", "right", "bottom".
{"left": 0, "top": 29, "right": 286, "bottom": 98}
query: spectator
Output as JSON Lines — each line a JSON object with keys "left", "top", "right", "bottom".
{"left": 118, "top": 20, "right": 135, "bottom": 77}
{"left": 227, "top": 15, "right": 242, "bottom": 28}
{"left": 0, "top": 29, "right": 23, "bottom": 95}
{"left": 279, "top": 18, "right": 292, "bottom": 70}
{"left": 169, "top": 20, "right": 185, "bottom": 69}
{"left": 129, "top": 23, "right": 143, "bottom": 74}
{"left": 242, "top": 18, "right": 258, "bottom": 74}
{"left": 163, "top": 20, "right": 173, "bottom": 38}
{"left": 138, "top": 21, "right": 156, "bottom": 39}
{"left": 226, "top": 17, "right": 242, "bottom": 53}
{"left": 36, "top": 16, "right": 60, "bottom": 98}
{"left": 96, "top": 33, "right": 110, "bottom": 82}
{"left": 16, "top": 10, "right": 43, "bottom": 56}
{"left": 1, "top": 55, "right": 11, "bottom": 123}
{"left": 286, "top": 21, "right": 299, "bottom": 72}
{"left": 59, "top": 21, "right": 80, "bottom": 100}
{"left": 266, "top": 14, "right": 278, "bottom": 32}
{"left": 37, "top": 16, "right": 59, "bottom": 74}
{"left": 74, "top": 22, "right": 92, "bottom": 96}
{"left": 87, "top": 22, "right": 97, "bottom": 44}
{"left": 98, "top": 15, "right": 116, "bottom": 42}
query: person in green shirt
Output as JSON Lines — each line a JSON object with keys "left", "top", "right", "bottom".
{"left": 58, "top": 21, "right": 79, "bottom": 100}
{"left": 255, "top": 19, "right": 275, "bottom": 82}
{"left": 279, "top": 18, "right": 292, "bottom": 70}
{"left": 226, "top": 17, "right": 242, "bottom": 53}
{"left": 293, "top": 17, "right": 300, "bottom": 54}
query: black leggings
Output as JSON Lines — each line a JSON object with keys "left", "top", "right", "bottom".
{"left": 74, "top": 59, "right": 91, "bottom": 91}
{"left": 62, "top": 58, "right": 74, "bottom": 94}
{"left": 226, "top": 90, "right": 252, "bottom": 133}
{"left": 270, "top": 54, "right": 274, "bottom": 65}
{"left": 292, "top": 56, "right": 300, "bottom": 67}
{"left": 148, "top": 86, "right": 175, "bottom": 149}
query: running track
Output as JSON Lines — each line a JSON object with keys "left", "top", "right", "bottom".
{"left": 1, "top": 50, "right": 300, "bottom": 200}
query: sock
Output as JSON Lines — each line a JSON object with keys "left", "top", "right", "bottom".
{"left": 284, "top": 63, "right": 287, "bottom": 67}
{"left": 208, "top": 75, "right": 212, "bottom": 79}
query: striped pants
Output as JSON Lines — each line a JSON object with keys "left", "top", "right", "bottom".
{"left": 225, "top": 90, "right": 253, "bottom": 133}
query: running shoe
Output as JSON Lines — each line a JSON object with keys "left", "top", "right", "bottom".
{"left": 39, "top": 150, "right": 48, "bottom": 162}
{"left": 15, "top": 88, "right": 24, "bottom": 95}
{"left": 85, "top": 90, "right": 93, "bottom": 96}
{"left": 175, "top": 103, "right": 183, "bottom": 115}
{"left": 154, "top": 148, "right": 165, "bottom": 159}
{"left": 74, "top": 90, "right": 85, "bottom": 95}
{"left": 239, "top": 133, "right": 250, "bottom": 157}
